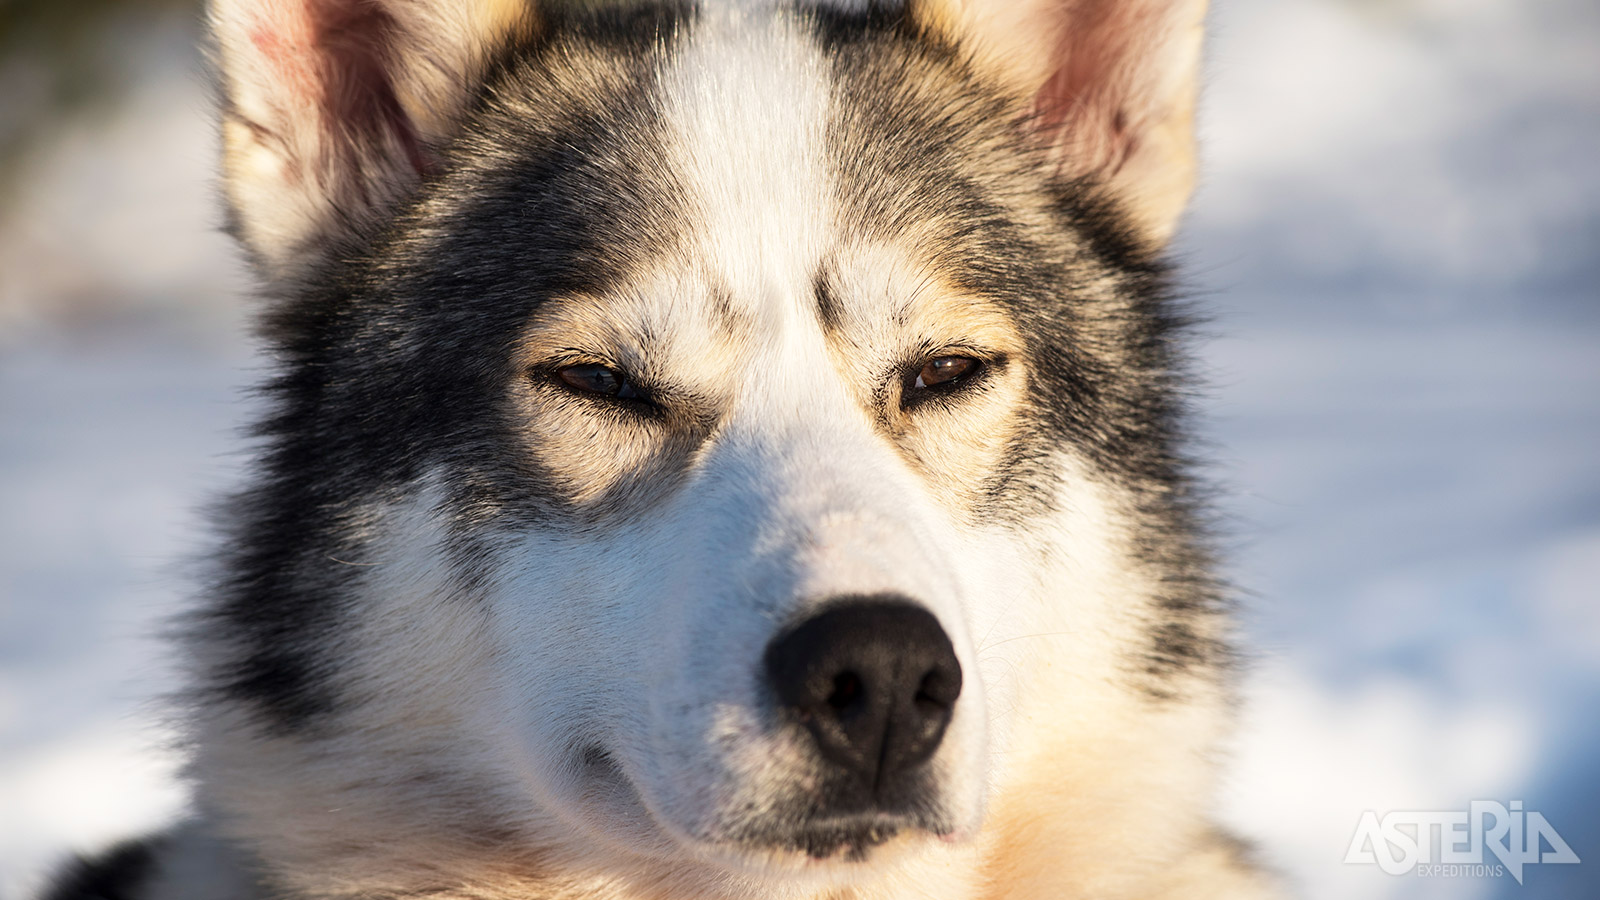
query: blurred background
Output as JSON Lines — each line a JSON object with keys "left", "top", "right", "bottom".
{"left": 0, "top": 0, "right": 1595, "bottom": 897}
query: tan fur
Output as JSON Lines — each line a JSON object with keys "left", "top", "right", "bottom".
{"left": 817, "top": 240, "right": 1030, "bottom": 514}
{"left": 957, "top": 454, "right": 1249, "bottom": 899}
{"left": 510, "top": 275, "right": 744, "bottom": 510}
{"left": 508, "top": 237, "right": 1032, "bottom": 522}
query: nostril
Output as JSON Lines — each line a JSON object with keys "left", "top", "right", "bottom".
{"left": 914, "top": 673, "right": 949, "bottom": 713}
{"left": 828, "top": 671, "right": 862, "bottom": 711}
{"left": 916, "top": 667, "right": 959, "bottom": 710}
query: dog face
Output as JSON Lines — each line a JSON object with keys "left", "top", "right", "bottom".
{"left": 199, "top": 2, "right": 1217, "bottom": 897}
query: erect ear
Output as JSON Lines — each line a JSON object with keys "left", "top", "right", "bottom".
{"left": 914, "top": 0, "right": 1207, "bottom": 246}
{"left": 210, "top": 0, "right": 537, "bottom": 281}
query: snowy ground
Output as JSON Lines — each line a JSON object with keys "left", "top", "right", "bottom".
{"left": 2, "top": 2, "right": 1596, "bottom": 898}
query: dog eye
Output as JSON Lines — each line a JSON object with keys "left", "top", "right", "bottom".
{"left": 556, "top": 363, "right": 646, "bottom": 401}
{"left": 912, "top": 356, "right": 981, "bottom": 391}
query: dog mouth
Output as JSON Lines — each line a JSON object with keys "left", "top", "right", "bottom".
{"left": 578, "top": 745, "right": 649, "bottom": 813}
{"left": 731, "top": 814, "right": 922, "bottom": 862}
{"left": 575, "top": 744, "right": 950, "bottom": 865}
{"left": 573, "top": 744, "right": 665, "bottom": 849}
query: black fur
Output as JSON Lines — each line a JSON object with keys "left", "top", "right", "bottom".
{"left": 813, "top": 6, "right": 1230, "bottom": 684}
{"left": 207, "top": 4, "right": 695, "bottom": 731}
{"left": 42, "top": 838, "right": 163, "bottom": 900}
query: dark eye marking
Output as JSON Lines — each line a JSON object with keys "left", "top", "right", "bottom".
{"left": 554, "top": 363, "right": 649, "bottom": 404}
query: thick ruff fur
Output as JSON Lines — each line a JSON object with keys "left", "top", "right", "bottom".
{"left": 45, "top": 1, "right": 1280, "bottom": 898}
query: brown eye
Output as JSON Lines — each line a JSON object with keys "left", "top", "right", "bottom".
{"left": 556, "top": 363, "right": 645, "bottom": 401}
{"left": 913, "top": 355, "right": 981, "bottom": 391}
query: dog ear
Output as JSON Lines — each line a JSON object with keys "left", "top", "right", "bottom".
{"left": 210, "top": 0, "right": 537, "bottom": 281}
{"left": 914, "top": 0, "right": 1207, "bottom": 246}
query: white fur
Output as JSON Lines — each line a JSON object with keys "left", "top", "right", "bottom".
{"left": 185, "top": 3, "right": 1273, "bottom": 899}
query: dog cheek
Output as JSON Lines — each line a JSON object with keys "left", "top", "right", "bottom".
{"left": 481, "top": 537, "right": 637, "bottom": 744}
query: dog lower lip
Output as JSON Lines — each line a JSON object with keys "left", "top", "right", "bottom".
{"left": 734, "top": 813, "right": 926, "bottom": 862}
{"left": 796, "top": 821, "right": 901, "bottom": 861}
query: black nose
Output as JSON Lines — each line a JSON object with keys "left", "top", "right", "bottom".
{"left": 764, "top": 597, "right": 962, "bottom": 794}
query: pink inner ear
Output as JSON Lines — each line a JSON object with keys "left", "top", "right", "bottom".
{"left": 1029, "top": 4, "right": 1167, "bottom": 177}
{"left": 249, "top": 0, "right": 430, "bottom": 184}
{"left": 248, "top": 8, "right": 321, "bottom": 103}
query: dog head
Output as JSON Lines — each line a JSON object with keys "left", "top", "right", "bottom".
{"left": 199, "top": 2, "right": 1214, "bottom": 896}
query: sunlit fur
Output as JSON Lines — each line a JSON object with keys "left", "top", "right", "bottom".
{"left": 46, "top": 2, "right": 1279, "bottom": 899}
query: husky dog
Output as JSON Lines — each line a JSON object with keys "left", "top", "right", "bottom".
{"left": 45, "top": 1, "right": 1278, "bottom": 898}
